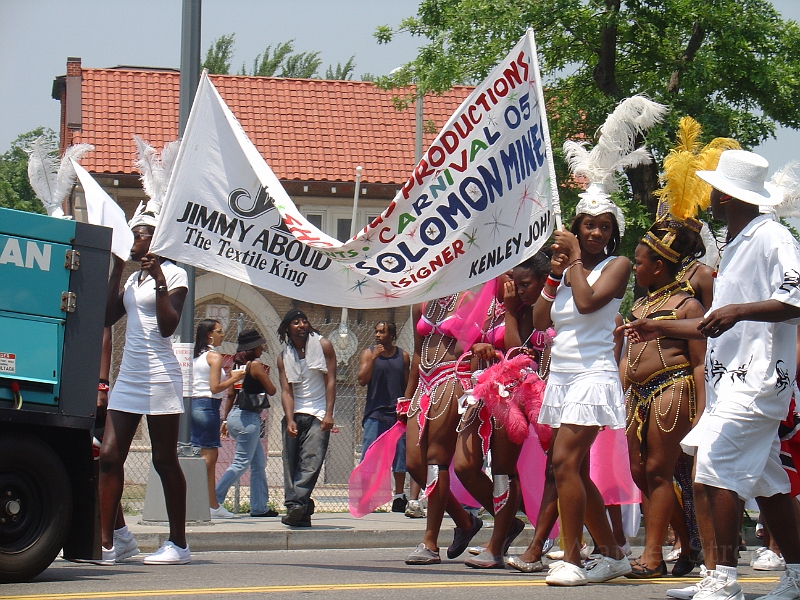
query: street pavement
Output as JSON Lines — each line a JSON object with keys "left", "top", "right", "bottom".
{"left": 8, "top": 545, "right": 784, "bottom": 600}
{"left": 3, "top": 512, "right": 771, "bottom": 600}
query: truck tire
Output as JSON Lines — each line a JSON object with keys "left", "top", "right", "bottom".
{"left": 0, "top": 433, "right": 72, "bottom": 583}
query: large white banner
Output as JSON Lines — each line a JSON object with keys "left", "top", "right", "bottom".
{"left": 151, "top": 29, "right": 559, "bottom": 308}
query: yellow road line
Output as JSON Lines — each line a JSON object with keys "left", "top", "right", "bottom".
{"left": 0, "top": 577, "right": 780, "bottom": 600}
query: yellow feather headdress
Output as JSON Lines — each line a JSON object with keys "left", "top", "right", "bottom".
{"left": 643, "top": 117, "right": 739, "bottom": 262}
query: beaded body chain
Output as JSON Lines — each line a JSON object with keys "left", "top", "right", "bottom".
{"left": 625, "top": 279, "right": 693, "bottom": 435}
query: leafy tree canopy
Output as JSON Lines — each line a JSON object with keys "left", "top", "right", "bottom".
{"left": 375, "top": 0, "right": 800, "bottom": 236}
{"left": 204, "top": 34, "right": 362, "bottom": 80}
{"left": 202, "top": 33, "right": 236, "bottom": 75}
{"left": 0, "top": 127, "right": 55, "bottom": 214}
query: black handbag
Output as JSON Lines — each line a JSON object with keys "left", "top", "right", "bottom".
{"left": 236, "top": 362, "right": 270, "bottom": 411}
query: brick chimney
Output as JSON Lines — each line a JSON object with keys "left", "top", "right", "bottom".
{"left": 58, "top": 57, "right": 82, "bottom": 154}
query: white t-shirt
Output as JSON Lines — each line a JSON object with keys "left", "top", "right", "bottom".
{"left": 109, "top": 260, "right": 188, "bottom": 414}
{"left": 705, "top": 215, "right": 800, "bottom": 420}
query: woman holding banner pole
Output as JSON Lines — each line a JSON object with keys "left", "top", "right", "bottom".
{"left": 532, "top": 185, "right": 632, "bottom": 585}
{"left": 100, "top": 204, "right": 190, "bottom": 566}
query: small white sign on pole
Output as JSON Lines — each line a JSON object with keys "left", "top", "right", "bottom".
{"left": 172, "top": 342, "right": 194, "bottom": 397}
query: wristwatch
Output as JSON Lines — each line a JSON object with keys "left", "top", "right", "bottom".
{"left": 156, "top": 284, "right": 168, "bottom": 296}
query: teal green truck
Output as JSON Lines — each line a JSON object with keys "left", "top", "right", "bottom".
{"left": 0, "top": 206, "right": 111, "bottom": 582}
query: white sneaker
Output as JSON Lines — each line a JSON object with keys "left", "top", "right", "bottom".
{"left": 585, "top": 555, "right": 632, "bottom": 582}
{"left": 113, "top": 530, "right": 139, "bottom": 562}
{"left": 752, "top": 546, "right": 770, "bottom": 566}
{"left": 86, "top": 546, "right": 116, "bottom": 566}
{"left": 693, "top": 570, "right": 744, "bottom": 600}
{"left": 667, "top": 565, "right": 708, "bottom": 599}
{"left": 405, "top": 500, "right": 425, "bottom": 518}
{"left": 753, "top": 549, "right": 786, "bottom": 571}
{"left": 755, "top": 567, "right": 800, "bottom": 599}
{"left": 545, "top": 561, "right": 588, "bottom": 586}
{"left": 210, "top": 504, "right": 234, "bottom": 519}
{"left": 142, "top": 540, "right": 191, "bottom": 565}
{"left": 547, "top": 543, "right": 589, "bottom": 561}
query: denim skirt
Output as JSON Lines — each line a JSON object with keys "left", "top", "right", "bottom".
{"left": 191, "top": 396, "right": 222, "bottom": 448}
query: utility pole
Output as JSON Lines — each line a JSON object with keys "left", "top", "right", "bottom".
{"left": 177, "top": 0, "right": 201, "bottom": 445}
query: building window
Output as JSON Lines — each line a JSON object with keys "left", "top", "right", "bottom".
{"left": 306, "top": 213, "right": 323, "bottom": 230}
{"left": 336, "top": 218, "right": 352, "bottom": 242}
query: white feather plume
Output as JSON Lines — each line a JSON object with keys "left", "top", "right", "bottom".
{"left": 133, "top": 135, "right": 160, "bottom": 201}
{"left": 133, "top": 135, "right": 180, "bottom": 216}
{"left": 160, "top": 140, "right": 181, "bottom": 183}
{"left": 26, "top": 136, "right": 59, "bottom": 209}
{"left": 769, "top": 162, "right": 800, "bottom": 219}
{"left": 53, "top": 143, "right": 94, "bottom": 209}
{"left": 563, "top": 95, "right": 668, "bottom": 192}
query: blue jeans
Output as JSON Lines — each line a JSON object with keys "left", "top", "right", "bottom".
{"left": 215, "top": 407, "right": 270, "bottom": 514}
{"left": 282, "top": 413, "right": 330, "bottom": 513}
{"left": 361, "top": 417, "right": 406, "bottom": 473}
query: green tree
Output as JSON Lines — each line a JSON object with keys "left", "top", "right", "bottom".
{"left": 0, "top": 128, "right": 56, "bottom": 214}
{"left": 325, "top": 56, "right": 356, "bottom": 80}
{"left": 251, "top": 41, "right": 295, "bottom": 77}
{"left": 202, "top": 33, "right": 236, "bottom": 74}
{"left": 375, "top": 0, "right": 800, "bottom": 230}
{"left": 281, "top": 51, "right": 323, "bottom": 78}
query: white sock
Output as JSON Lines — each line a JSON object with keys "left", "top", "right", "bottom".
{"left": 716, "top": 564, "right": 737, "bottom": 581}
{"left": 393, "top": 493, "right": 404, "bottom": 500}
{"left": 114, "top": 525, "right": 130, "bottom": 536}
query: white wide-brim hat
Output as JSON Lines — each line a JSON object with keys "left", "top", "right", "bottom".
{"left": 696, "top": 149, "right": 783, "bottom": 207}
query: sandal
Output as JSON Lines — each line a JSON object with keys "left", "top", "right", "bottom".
{"left": 625, "top": 558, "right": 667, "bottom": 579}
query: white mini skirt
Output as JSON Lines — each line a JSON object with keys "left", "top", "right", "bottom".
{"left": 538, "top": 370, "right": 625, "bottom": 429}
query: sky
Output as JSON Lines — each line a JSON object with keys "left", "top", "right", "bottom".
{"left": 1, "top": 0, "right": 799, "bottom": 174}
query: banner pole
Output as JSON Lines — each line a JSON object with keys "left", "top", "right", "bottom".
{"left": 339, "top": 165, "right": 363, "bottom": 335}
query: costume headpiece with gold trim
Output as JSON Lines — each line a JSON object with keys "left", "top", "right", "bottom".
{"left": 642, "top": 116, "right": 739, "bottom": 263}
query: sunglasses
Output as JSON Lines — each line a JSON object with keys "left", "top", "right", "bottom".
{"left": 133, "top": 232, "right": 154, "bottom": 241}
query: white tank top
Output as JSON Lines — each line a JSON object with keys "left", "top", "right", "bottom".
{"left": 291, "top": 359, "right": 328, "bottom": 420}
{"left": 192, "top": 350, "right": 224, "bottom": 399}
{"left": 549, "top": 256, "right": 621, "bottom": 373}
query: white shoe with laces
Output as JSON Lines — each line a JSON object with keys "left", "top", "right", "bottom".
{"left": 585, "top": 555, "right": 632, "bottom": 582}
{"left": 752, "top": 546, "right": 770, "bottom": 566}
{"left": 545, "top": 560, "right": 588, "bottom": 586}
{"left": 113, "top": 530, "right": 139, "bottom": 562}
{"left": 753, "top": 549, "right": 786, "bottom": 571}
{"left": 755, "top": 565, "right": 800, "bottom": 599}
{"left": 667, "top": 565, "right": 708, "bottom": 599}
{"left": 143, "top": 540, "right": 191, "bottom": 565}
{"left": 692, "top": 569, "right": 743, "bottom": 600}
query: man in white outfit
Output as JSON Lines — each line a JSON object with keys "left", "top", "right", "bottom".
{"left": 625, "top": 150, "right": 800, "bottom": 600}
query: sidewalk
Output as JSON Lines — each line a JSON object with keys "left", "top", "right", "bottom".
{"left": 127, "top": 511, "right": 762, "bottom": 554}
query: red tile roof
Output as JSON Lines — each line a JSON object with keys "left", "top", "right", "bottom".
{"left": 70, "top": 68, "right": 473, "bottom": 185}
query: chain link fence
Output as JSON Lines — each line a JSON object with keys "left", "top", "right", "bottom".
{"left": 112, "top": 295, "right": 413, "bottom": 515}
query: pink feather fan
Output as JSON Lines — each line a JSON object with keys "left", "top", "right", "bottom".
{"left": 472, "top": 350, "right": 545, "bottom": 445}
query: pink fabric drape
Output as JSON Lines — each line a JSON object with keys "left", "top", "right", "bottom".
{"left": 590, "top": 427, "right": 641, "bottom": 505}
{"left": 348, "top": 421, "right": 406, "bottom": 518}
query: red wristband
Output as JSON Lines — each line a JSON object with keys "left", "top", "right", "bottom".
{"left": 98, "top": 382, "right": 110, "bottom": 392}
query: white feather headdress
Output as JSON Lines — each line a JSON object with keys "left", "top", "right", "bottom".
{"left": 26, "top": 136, "right": 94, "bottom": 217}
{"left": 762, "top": 162, "right": 800, "bottom": 220}
{"left": 563, "top": 95, "right": 668, "bottom": 236}
{"left": 128, "top": 135, "right": 181, "bottom": 229}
